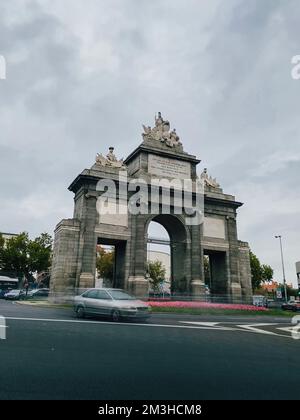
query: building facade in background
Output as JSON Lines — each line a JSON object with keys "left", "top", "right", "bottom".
{"left": 0, "top": 232, "right": 18, "bottom": 245}
{"left": 261, "top": 281, "right": 293, "bottom": 293}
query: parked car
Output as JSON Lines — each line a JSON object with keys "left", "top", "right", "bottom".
{"left": 281, "top": 300, "right": 300, "bottom": 312}
{"left": 27, "top": 288, "right": 50, "bottom": 299}
{"left": 0, "top": 288, "right": 12, "bottom": 299}
{"left": 74, "top": 288, "right": 151, "bottom": 321}
{"left": 4, "top": 289, "right": 26, "bottom": 300}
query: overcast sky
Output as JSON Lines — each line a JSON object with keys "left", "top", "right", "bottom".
{"left": 0, "top": 0, "right": 299, "bottom": 286}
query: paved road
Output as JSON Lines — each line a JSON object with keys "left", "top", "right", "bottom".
{"left": 0, "top": 300, "right": 299, "bottom": 400}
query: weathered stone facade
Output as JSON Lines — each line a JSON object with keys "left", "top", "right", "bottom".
{"left": 50, "top": 115, "right": 252, "bottom": 302}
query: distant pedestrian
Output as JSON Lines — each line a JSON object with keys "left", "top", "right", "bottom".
{"left": 24, "top": 280, "right": 29, "bottom": 296}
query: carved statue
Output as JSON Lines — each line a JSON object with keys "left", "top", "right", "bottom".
{"left": 106, "top": 147, "right": 117, "bottom": 162}
{"left": 168, "top": 128, "right": 181, "bottom": 147}
{"left": 96, "top": 147, "right": 125, "bottom": 168}
{"left": 161, "top": 120, "right": 171, "bottom": 142}
{"left": 155, "top": 112, "right": 163, "bottom": 127}
{"left": 142, "top": 125, "right": 152, "bottom": 135}
{"left": 200, "top": 168, "right": 220, "bottom": 188}
{"left": 142, "top": 112, "right": 183, "bottom": 150}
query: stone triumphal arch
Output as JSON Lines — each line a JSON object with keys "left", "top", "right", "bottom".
{"left": 50, "top": 113, "right": 252, "bottom": 302}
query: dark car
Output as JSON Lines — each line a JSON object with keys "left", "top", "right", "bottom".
{"left": 4, "top": 289, "right": 26, "bottom": 300}
{"left": 27, "top": 288, "right": 50, "bottom": 299}
{"left": 281, "top": 300, "right": 300, "bottom": 312}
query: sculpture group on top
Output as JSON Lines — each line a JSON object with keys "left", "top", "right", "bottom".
{"left": 142, "top": 112, "right": 183, "bottom": 150}
{"left": 96, "top": 147, "right": 125, "bottom": 168}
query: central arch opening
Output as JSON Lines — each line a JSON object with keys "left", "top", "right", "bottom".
{"left": 147, "top": 221, "right": 171, "bottom": 297}
{"left": 146, "top": 215, "right": 189, "bottom": 296}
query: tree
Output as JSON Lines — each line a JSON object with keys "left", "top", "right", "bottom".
{"left": 147, "top": 260, "right": 166, "bottom": 293}
{"left": 96, "top": 248, "right": 114, "bottom": 281}
{"left": 0, "top": 234, "right": 4, "bottom": 250}
{"left": 27, "top": 233, "right": 53, "bottom": 275}
{"left": 261, "top": 264, "right": 273, "bottom": 282}
{"left": 250, "top": 250, "right": 273, "bottom": 290}
{"left": 0, "top": 232, "right": 30, "bottom": 275}
{"left": 0, "top": 232, "right": 52, "bottom": 281}
{"left": 250, "top": 251, "right": 262, "bottom": 290}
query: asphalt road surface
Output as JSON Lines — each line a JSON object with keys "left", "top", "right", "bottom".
{"left": 0, "top": 300, "right": 299, "bottom": 400}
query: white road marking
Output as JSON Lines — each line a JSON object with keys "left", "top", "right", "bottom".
{"left": 3, "top": 316, "right": 239, "bottom": 331}
{"left": 180, "top": 321, "right": 296, "bottom": 339}
{"left": 0, "top": 316, "right": 6, "bottom": 340}
{"left": 276, "top": 326, "right": 296, "bottom": 334}
{"left": 3, "top": 317, "right": 297, "bottom": 339}
{"left": 179, "top": 321, "right": 236, "bottom": 331}
{"left": 180, "top": 321, "right": 220, "bottom": 327}
{"left": 236, "top": 323, "right": 279, "bottom": 335}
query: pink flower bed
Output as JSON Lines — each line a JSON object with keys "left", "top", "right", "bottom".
{"left": 148, "top": 301, "right": 267, "bottom": 311}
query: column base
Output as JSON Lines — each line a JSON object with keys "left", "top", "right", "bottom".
{"left": 78, "top": 272, "right": 95, "bottom": 290}
{"left": 191, "top": 279, "right": 206, "bottom": 300}
{"left": 231, "top": 282, "right": 242, "bottom": 303}
{"left": 241, "top": 286, "right": 253, "bottom": 304}
{"left": 49, "top": 286, "right": 76, "bottom": 304}
{"left": 127, "top": 276, "right": 149, "bottom": 299}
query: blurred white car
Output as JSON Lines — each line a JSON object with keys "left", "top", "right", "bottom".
{"left": 74, "top": 288, "right": 151, "bottom": 322}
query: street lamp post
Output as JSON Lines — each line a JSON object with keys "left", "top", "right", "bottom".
{"left": 275, "top": 235, "right": 288, "bottom": 303}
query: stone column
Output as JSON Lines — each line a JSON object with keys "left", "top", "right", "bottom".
{"left": 77, "top": 194, "right": 98, "bottom": 291}
{"left": 227, "top": 216, "right": 242, "bottom": 302}
{"left": 238, "top": 241, "right": 253, "bottom": 303}
{"left": 50, "top": 219, "right": 80, "bottom": 302}
{"left": 190, "top": 224, "right": 205, "bottom": 299}
{"left": 127, "top": 214, "right": 149, "bottom": 298}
